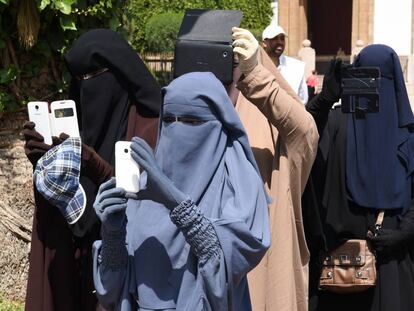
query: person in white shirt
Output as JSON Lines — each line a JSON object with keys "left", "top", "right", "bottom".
{"left": 262, "top": 24, "right": 308, "bottom": 103}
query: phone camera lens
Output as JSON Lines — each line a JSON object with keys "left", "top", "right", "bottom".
{"left": 35, "top": 105, "right": 39, "bottom": 110}
{"left": 222, "top": 51, "right": 228, "bottom": 58}
{"left": 124, "top": 148, "right": 128, "bottom": 153}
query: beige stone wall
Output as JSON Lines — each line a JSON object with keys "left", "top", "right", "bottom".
{"left": 279, "top": 0, "right": 377, "bottom": 57}
{"left": 351, "top": 0, "right": 375, "bottom": 51}
{"left": 278, "top": 0, "right": 308, "bottom": 56}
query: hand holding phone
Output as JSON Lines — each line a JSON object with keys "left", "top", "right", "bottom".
{"left": 115, "top": 141, "right": 140, "bottom": 193}
{"left": 50, "top": 100, "right": 80, "bottom": 137}
{"left": 27, "top": 101, "right": 53, "bottom": 145}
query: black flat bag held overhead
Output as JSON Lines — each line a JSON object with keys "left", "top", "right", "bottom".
{"left": 174, "top": 9, "right": 243, "bottom": 85}
{"left": 341, "top": 67, "right": 381, "bottom": 113}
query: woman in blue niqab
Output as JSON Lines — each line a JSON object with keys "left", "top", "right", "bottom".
{"left": 92, "top": 71, "right": 271, "bottom": 311}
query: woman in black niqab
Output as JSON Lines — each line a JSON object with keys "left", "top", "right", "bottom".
{"left": 305, "top": 44, "right": 414, "bottom": 311}
{"left": 25, "top": 29, "right": 161, "bottom": 311}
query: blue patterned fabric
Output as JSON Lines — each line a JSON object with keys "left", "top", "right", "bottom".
{"left": 34, "top": 137, "right": 86, "bottom": 224}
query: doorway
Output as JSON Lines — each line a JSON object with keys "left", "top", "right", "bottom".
{"left": 308, "top": 0, "right": 353, "bottom": 55}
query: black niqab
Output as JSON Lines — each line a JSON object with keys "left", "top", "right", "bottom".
{"left": 64, "top": 28, "right": 161, "bottom": 116}
{"left": 64, "top": 29, "right": 161, "bottom": 235}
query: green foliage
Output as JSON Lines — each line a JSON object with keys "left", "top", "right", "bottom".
{"left": 144, "top": 12, "right": 183, "bottom": 53}
{"left": 250, "top": 28, "right": 263, "bottom": 41}
{"left": 0, "top": 0, "right": 125, "bottom": 113}
{"left": 126, "top": 0, "right": 272, "bottom": 52}
{"left": 0, "top": 90, "right": 15, "bottom": 112}
{"left": 0, "top": 65, "right": 18, "bottom": 84}
{"left": 0, "top": 296, "right": 24, "bottom": 311}
{"left": 0, "top": 0, "right": 272, "bottom": 113}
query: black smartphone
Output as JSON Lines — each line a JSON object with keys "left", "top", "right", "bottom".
{"left": 341, "top": 67, "right": 381, "bottom": 113}
{"left": 174, "top": 9, "right": 243, "bottom": 85}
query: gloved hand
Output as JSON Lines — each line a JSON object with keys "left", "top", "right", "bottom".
{"left": 368, "top": 228, "right": 406, "bottom": 255}
{"left": 79, "top": 138, "right": 114, "bottom": 185}
{"left": 22, "top": 121, "right": 53, "bottom": 166}
{"left": 232, "top": 27, "right": 259, "bottom": 75}
{"left": 93, "top": 178, "right": 127, "bottom": 232}
{"left": 22, "top": 122, "right": 71, "bottom": 166}
{"left": 55, "top": 132, "right": 114, "bottom": 184}
{"left": 130, "top": 137, "right": 187, "bottom": 209}
{"left": 368, "top": 206, "right": 414, "bottom": 255}
{"left": 319, "top": 58, "right": 343, "bottom": 104}
{"left": 57, "top": 132, "right": 69, "bottom": 142}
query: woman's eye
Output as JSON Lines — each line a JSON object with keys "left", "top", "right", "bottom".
{"left": 179, "top": 117, "right": 206, "bottom": 125}
{"left": 163, "top": 116, "right": 206, "bottom": 125}
{"left": 163, "top": 116, "right": 176, "bottom": 123}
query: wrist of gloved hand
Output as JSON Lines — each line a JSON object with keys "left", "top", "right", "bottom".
{"left": 81, "top": 143, "right": 114, "bottom": 185}
{"left": 368, "top": 228, "right": 404, "bottom": 255}
{"left": 170, "top": 199, "right": 221, "bottom": 264}
{"left": 397, "top": 204, "right": 414, "bottom": 243}
{"left": 100, "top": 224, "right": 128, "bottom": 269}
{"left": 307, "top": 93, "right": 336, "bottom": 112}
{"left": 238, "top": 55, "right": 258, "bottom": 75}
{"left": 318, "top": 58, "right": 343, "bottom": 104}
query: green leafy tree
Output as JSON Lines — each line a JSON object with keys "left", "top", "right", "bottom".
{"left": 0, "top": 0, "right": 124, "bottom": 113}
{"left": 144, "top": 12, "right": 183, "bottom": 53}
{"left": 125, "top": 0, "right": 272, "bottom": 52}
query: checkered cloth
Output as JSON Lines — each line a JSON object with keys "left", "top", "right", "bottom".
{"left": 34, "top": 137, "right": 86, "bottom": 224}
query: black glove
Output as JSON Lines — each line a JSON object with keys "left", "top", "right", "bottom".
{"left": 319, "top": 58, "right": 343, "bottom": 104}
{"left": 22, "top": 122, "right": 72, "bottom": 166}
{"left": 368, "top": 205, "right": 414, "bottom": 255}
{"left": 368, "top": 228, "right": 405, "bottom": 255}
{"left": 305, "top": 59, "right": 344, "bottom": 133}
{"left": 22, "top": 121, "right": 52, "bottom": 166}
{"left": 80, "top": 139, "right": 114, "bottom": 185}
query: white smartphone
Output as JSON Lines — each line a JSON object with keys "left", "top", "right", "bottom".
{"left": 50, "top": 100, "right": 80, "bottom": 137}
{"left": 115, "top": 141, "right": 140, "bottom": 193}
{"left": 27, "top": 101, "right": 53, "bottom": 145}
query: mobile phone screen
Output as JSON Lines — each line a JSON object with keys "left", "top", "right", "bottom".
{"left": 54, "top": 108, "right": 74, "bottom": 118}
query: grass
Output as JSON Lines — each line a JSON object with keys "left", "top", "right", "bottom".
{"left": 0, "top": 297, "right": 24, "bottom": 311}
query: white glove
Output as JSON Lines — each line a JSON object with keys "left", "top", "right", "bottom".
{"left": 232, "top": 27, "right": 259, "bottom": 74}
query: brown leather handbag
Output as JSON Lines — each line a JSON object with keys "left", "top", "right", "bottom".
{"left": 319, "top": 211, "right": 384, "bottom": 294}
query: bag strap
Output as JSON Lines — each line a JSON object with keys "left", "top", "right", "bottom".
{"left": 375, "top": 210, "right": 385, "bottom": 233}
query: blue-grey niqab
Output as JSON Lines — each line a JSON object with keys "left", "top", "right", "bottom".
{"left": 93, "top": 72, "right": 270, "bottom": 310}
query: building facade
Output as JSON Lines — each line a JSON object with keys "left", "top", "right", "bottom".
{"left": 272, "top": 0, "right": 414, "bottom": 99}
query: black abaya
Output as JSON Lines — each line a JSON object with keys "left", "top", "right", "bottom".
{"left": 304, "top": 104, "right": 414, "bottom": 311}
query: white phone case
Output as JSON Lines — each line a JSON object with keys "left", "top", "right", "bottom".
{"left": 115, "top": 141, "right": 140, "bottom": 193}
{"left": 27, "top": 101, "right": 53, "bottom": 145}
{"left": 50, "top": 100, "right": 80, "bottom": 137}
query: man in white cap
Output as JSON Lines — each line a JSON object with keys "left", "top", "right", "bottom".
{"left": 262, "top": 24, "right": 308, "bottom": 103}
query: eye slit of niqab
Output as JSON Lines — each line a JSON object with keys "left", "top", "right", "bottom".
{"left": 162, "top": 115, "right": 207, "bottom": 125}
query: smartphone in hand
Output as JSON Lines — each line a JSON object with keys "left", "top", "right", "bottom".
{"left": 27, "top": 101, "right": 53, "bottom": 145}
{"left": 50, "top": 100, "right": 80, "bottom": 137}
{"left": 115, "top": 141, "right": 140, "bottom": 193}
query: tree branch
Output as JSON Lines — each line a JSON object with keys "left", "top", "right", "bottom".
{"left": 0, "top": 202, "right": 31, "bottom": 243}
{"left": 6, "top": 38, "right": 21, "bottom": 88}
{"left": 50, "top": 56, "right": 61, "bottom": 84}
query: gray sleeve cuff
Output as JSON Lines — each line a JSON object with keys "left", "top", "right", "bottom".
{"left": 170, "top": 199, "right": 221, "bottom": 264}
{"left": 100, "top": 226, "right": 128, "bottom": 270}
